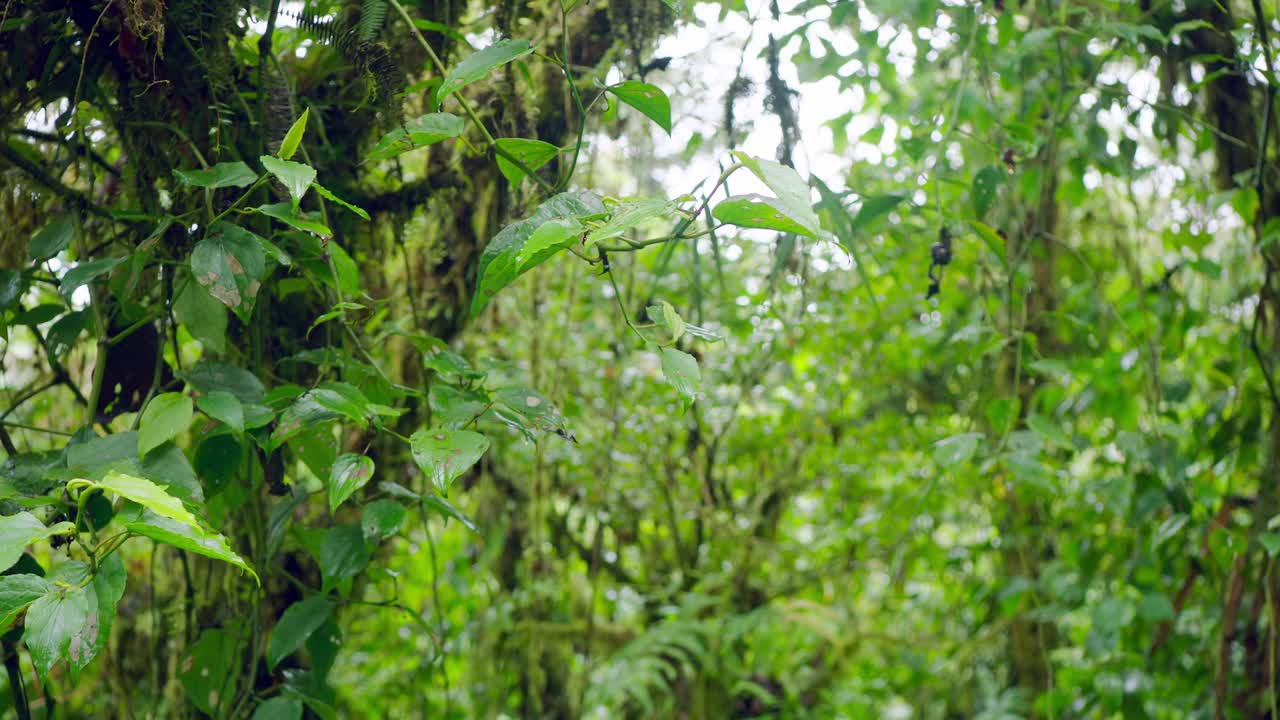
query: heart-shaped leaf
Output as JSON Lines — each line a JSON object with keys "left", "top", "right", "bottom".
{"left": 608, "top": 81, "right": 673, "bottom": 133}
{"left": 437, "top": 38, "right": 533, "bottom": 101}
{"left": 328, "top": 453, "right": 375, "bottom": 512}
{"left": 409, "top": 429, "right": 489, "bottom": 495}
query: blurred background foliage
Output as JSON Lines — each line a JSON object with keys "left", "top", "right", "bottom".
{"left": 3, "top": 0, "right": 1280, "bottom": 718}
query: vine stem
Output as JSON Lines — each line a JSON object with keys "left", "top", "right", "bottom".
{"left": 388, "top": 0, "right": 557, "bottom": 193}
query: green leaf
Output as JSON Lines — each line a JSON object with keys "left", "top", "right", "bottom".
{"left": 272, "top": 384, "right": 371, "bottom": 450}
{"left": 29, "top": 214, "right": 75, "bottom": 262}
{"left": 608, "top": 81, "right": 673, "bottom": 133}
{"left": 195, "top": 434, "right": 241, "bottom": 497}
{"left": 173, "top": 162, "right": 259, "bottom": 189}
{"left": 255, "top": 202, "right": 333, "bottom": 237}
{"left": 429, "top": 384, "right": 490, "bottom": 428}
{"left": 290, "top": 423, "right": 339, "bottom": 482}
{"left": 584, "top": 198, "right": 677, "bottom": 248}
{"left": 660, "top": 348, "right": 701, "bottom": 409}
{"left": 364, "top": 113, "right": 465, "bottom": 162}
{"left": 59, "top": 257, "right": 125, "bottom": 303}
{"left": 187, "top": 361, "right": 266, "bottom": 404}
{"left": 260, "top": 156, "right": 316, "bottom": 206}
{"left": 495, "top": 138, "right": 559, "bottom": 186}
{"left": 421, "top": 493, "right": 480, "bottom": 533}
{"left": 0, "top": 512, "right": 76, "bottom": 573}
{"left": 252, "top": 697, "right": 304, "bottom": 720}
{"left": 277, "top": 108, "right": 309, "bottom": 160}
{"left": 1137, "top": 593, "right": 1175, "bottom": 622}
{"left": 1262, "top": 533, "right": 1280, "bottom": 558}
{"left": 971, "top": 165, "right": 1003, "bottom": 219}
{"left": 174, "top": 276, "right": 228, "bottom": 353}
{"left": 713, "top": 194, "right": 815, "bottom": 237}
{"left": 197, "top": 391, "right": 244, "bottom": 432}
{"left": 732, "top": 152, "right": 820, "bottom": 235}
{"left": 318, "top": 524, "right": 370, "bottom": 585}
{"left": 646, "top": 301, "right": 685, "bottom": 343}
{"left": 409, "top": 429, "right": 490, "bottom": 495}
{"left": 361, "top": 499, "right": 407, "bottom": 542}
{"left": 849, "top": 194, "right": 906, "bottom": 236}
{"left": 436, "top": 38, "right": 534, "bottom": 102}
{"left": 515, "top": 218, "right": 583, "bottom": 274}
{"left": 93, "top": 470, "right": 199, "bottom": 524}
{"left": 191, "top": 224, "right": 268, "bottom": 321}
{"left": 1026, "top": 414, "right": 1073, "bottom": 450}
{"left": 138, "top": 393, "right": 194, "bottom": 457}
{"left": 66, "top": 432, "right": 203, "bottom": 505}
{"left": 422, "top": 349, "right": 483, "bottom": 380}
{"left": 494, "top": 387, "right": 573, "bottom": 440}
{"left": 81, "top": 553, "right": 125, "bottom": 676}
{"left": 969, "top": 220, "right": 1008, "bottom": 268}
{"left": 23, "top": 581, "right": 93, "bottom": 681}
{"left": 313, "top": 183, "right": 370, "bottom": 220}
{"left": 0, "top": 574, "right": 52, "bottom": 633}
{"left": 267, "top": 594, "right": 332, "bottom": 670}
{"left": 180, "top": 628, "right": 239, "bottom": 715}
{"left": 472, "top": 191, "right": 605, "bottom": 317}
{"left": 121, "top": 507, "right": 258, "bottom": 583}
{"left": 328, "top": 453, "right": 375, "bottom": 513}
{"left": 0, "top": 268, "right": 23, "bottom": 308}
{"left": 934, "top": 432, "right": 984, "bottom": 466}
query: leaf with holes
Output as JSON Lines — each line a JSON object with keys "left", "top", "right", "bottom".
{"left": 260, "top": 156, "right": 315, "bottom": 207}
{"left": 713, "top": 194, "right": 816, "bottom": 237}
{"left": 173, "top": 162, "right": 258, "bottom": 190}
{"left": 365, "top": 113, "right": 465, "bottom": 162}
{"left": 138, "top": 393, "right": 194, "bottom": 457}
{"left": 608, "top": 81, "right": 672, "bottom": 133}
{"left": 328, "top": 453, "right": 375, "bottom": 513}
{"left": 437, "top": 38, "right": 533, "bottom": 101}
{"left": 191, "top": 224, "right": 267, "bottom": 321}
{"left": 495, "top": 138, "right": 559, "bottom": 186}
{"left": 660, "top": 348, "right": 701, "bottom": 410}
{"left": 410, "top": 429, "right": 490, "bottom": 495}
{"left": 277, "top": 108, "right": 309, "bottom": 160}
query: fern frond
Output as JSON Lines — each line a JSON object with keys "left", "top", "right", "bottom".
{"left": 357, "top": 0, "right": 388, "bottom": 43}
